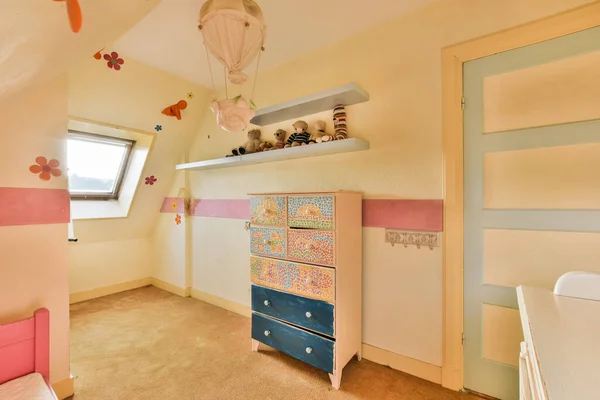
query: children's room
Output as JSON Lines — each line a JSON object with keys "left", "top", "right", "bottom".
{"left": 1, "top": 1, "right": 600, "bottom": 399}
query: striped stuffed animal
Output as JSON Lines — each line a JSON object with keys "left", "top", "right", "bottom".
{"left": 320, "top": 105, "right": 348, "bottom": 142}
{"left": 285, "top": 121, "right": 312, "bottom": 147}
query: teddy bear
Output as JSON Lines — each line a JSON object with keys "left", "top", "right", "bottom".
{"left": 268, "top": 129, "right": 287, "bottom": 151}
{"left": 259, "top": 141, "right": 273, "bottom": 152}
{"left": 310, "top": 120, "right": 327, "bottom": 143}
{"left": 318, "top": 105, "right": 349, "bottom": 142}
{"left": 285, "top": 121, "right": 311, "bottom": 147}
{"left": 228, "top": 129, "right": 263, "bottom": 156}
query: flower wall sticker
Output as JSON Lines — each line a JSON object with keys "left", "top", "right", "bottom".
{"left": 145, "top": 175, "right": 157, "bottom": 185}
{"left": 103, "top": 51, "right": 124, "bottom": 70}
{"left": 155, "top": 125, "right": 162, "bottom": 132}
{"left": 29, "top": 157, "right": 62, "bottom": 181}
{"left": 187, "top": 92, "right": 194, "bottom": 99}
{"left": 175, "top": 214, "right": 182, "bottom": 225}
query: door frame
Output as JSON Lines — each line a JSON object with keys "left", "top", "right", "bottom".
{"left": 441, "top": 1, "right": 600, "bottom": 391}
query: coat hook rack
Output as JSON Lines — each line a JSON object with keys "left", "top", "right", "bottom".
{"left": 385, "top": 229, "right": 439, "bottom": 250}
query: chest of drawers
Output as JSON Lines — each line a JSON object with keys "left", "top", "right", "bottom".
{"left": 249, "top": 192, "right": 362, "bottom": 389}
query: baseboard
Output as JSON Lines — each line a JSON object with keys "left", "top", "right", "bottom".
{"left": 52, "top": 375, "right": 74, "bottom": 400}
{"left": 188, "top": 291, "right": 441, "bottom": 385}
{"left": 69, "top": 278, "right": 153, "bottom": 304}
{"left": 361, "top": 344, "right": 441, "bottom": 384}
{"left": 190, "top": 289, "right": 252, "bottom": 318}
{"left": 151, "top": 278, "right": 191, "bottom": 297}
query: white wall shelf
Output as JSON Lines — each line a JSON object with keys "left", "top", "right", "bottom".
{"left": 250, "top": 82, "right": 369, "bottom": 126}
{"left": 176, "top": 138, "right": 370, "bottom": 171}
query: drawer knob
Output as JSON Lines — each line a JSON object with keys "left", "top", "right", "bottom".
{"left": 263, "top": 239, "right": 272, "bottom": 245}
{"left": 264, "top": 300, "right": 271, "bottom": 306}
{"left": 305, "top": 347, "right": 313, "bottom": 354}
{"left": 264, "top": 330, "right": 271, "bottom": 337}
{"left": 305, "top": 311, "right": 312, "bottom": 318}
{"left": 304, "top": 243, "right": 313, "bottom": 250}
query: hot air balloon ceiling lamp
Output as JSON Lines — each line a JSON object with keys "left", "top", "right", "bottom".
{"left": 198, "top": 0, "right": 267, "bottom": 133}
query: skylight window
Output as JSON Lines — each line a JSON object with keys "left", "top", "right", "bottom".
{"left": 67, "top": 131, "right": 135, "bottom": 200}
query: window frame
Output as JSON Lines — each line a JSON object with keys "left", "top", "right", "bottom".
{"left": 67, "top": 130, "right": 136, "bottom": 201}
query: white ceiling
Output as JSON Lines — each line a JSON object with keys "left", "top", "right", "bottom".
{"left": 0, "top": 0, "right": 161, "bottom": 104}
{"left": 114, "top": 0, "right": 437, "bottom": 88}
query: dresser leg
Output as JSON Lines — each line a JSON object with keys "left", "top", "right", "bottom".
{"left": 329, "top": 370, "right": 342, "bottom": 390}
{"left": 252, "top": 339, "right": 260, "bottom": 352}
{"left": 356, "top": 349, "right": 362, "bottom": 361}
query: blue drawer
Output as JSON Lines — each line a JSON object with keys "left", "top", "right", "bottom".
{"left": 252, "top": 312, "right": 334, "bottom": 374}
{"left": 250, "top": 227, "right": 286, "bottom": 259}
{"left": 252, "top": 285, "right": 335, "bottom": 337}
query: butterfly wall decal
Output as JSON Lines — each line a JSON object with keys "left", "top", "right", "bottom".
{"left": 53, "top": 0, "right": 82, "bottom": 33}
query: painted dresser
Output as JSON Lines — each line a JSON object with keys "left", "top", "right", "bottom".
{"left": 249, "top": 191, "right": 362, "bottom": 389}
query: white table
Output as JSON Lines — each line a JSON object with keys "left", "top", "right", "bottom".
{"left": 517, "top": 285, "right": 600, "bottom": 400}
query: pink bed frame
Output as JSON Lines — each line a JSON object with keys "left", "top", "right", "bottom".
{"left": 0, "top": 308, "right": 57, "bottom": 398}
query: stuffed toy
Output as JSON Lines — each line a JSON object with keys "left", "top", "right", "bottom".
{"left": 319, "top": 105, "right": 348, "bottom": 142}
{"left": 285, "top": 121, "right": 311, "bottom": 147}
{"left": 268, "top": 129, "right": 287, "bottom": 151}
{"left": 259, "top": 141, "right": 273, "bottom": 152}
{"left": 162, "top": 100, "right": 188, "bottom": 120}
{"left": 332, "top": 104, "right": 348, "bottom": 140}
{"left": 228, "top": 129, "right": 263, "bottom": 156}
{"left": 310, "top": 121, "right": 327, "bottom": 143}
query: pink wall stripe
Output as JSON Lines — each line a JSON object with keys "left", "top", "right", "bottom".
{"left": 362, "top": 199, "right": 443, "bottom": 231}
{"left": 159, "top": 197, "right": 443, "bottom": 231}
{"left": 192, "top": 199, "right": 251, "bottom": 219}
{"left": 0, "top": 188, "right": 70, "bottom": 227}
{"left": 160, "top": 197, "right": 185, "bottom": 213}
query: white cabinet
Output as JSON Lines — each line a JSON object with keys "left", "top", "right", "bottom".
{"left": 517, "top": 282, "right": 600, "bottom": 400}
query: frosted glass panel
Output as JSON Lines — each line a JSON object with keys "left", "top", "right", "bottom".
{"left": 482, "top": 304, "right": 523, "bottom": 366}
{"left": 484, "top": 229, "right": 600, "bottom": 288}
{"left": 484, "top": 143, "right": 600, "bottom": 209}
{"left": 484, "top": 51, "right": 600, "bottom": 133}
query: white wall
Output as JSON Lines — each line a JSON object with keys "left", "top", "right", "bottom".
{"left": 67, "top": 57, "right": 211, "bottom": 294}
{"left": 69, "top": 238, "right": 154, "bottom": 293}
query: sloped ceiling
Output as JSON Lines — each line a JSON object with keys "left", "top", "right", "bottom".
{"left": 0, "top": 0, "right": 162, "bottom": 103}
{"left": 114, "top": 0, "right": 439, "bottom": 88}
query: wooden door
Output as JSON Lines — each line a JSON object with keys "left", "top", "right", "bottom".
{"left": 463, "top": 25, "right": 600, "bottom": 399}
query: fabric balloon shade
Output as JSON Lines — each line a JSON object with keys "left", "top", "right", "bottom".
{"left": 199, "top": 0, "right": 266, "bottom": 85}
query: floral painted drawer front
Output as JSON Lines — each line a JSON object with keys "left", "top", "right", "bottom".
{"left": 251, "top": 196, "right": 287, "bottom": 226}
{"left": 287, "top": 229, "right": 335, "bottom": 267}
{"left": 250, "top": 256, "right": 335, "bottom": 303}
{"left": 288, "top": 195, "right": 334, "bottom": 230}
{"left": 250, "top": 227, "right": 286, "bottom": 258}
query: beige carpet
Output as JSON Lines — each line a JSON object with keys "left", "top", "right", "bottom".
{"left": 69, "top": 286, "right": 478, "bottom": 400}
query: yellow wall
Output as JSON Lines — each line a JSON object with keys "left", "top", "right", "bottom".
{"left": 168, "top": 0, "right": 596, "bottom": 368}
{"left": 0, "top": 76, "right": 70, "bottom": 385}
{"left": 67, "top": 56, "right": 211, "bottom": 295}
